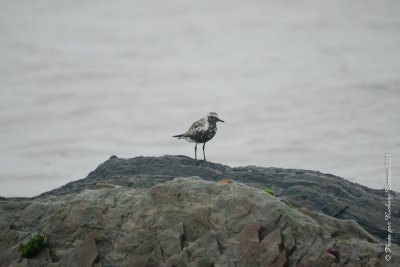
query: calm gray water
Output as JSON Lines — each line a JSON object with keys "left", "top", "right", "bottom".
{"left": 1, "top": 0, "right": 399, "bottom": 197}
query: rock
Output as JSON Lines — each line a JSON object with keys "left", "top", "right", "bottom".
{"left": 27, "top": 247, "right": 53, "bottom": 267}
{"left": 34, "top": 155, "right": 399, "bottom": 245}
{"left": 0, "top": 177, "right": 398, "bottom": 266}
{"left": 59, "top": 234, "right": 98, "bottom": 267}
{"left": 94, "top": 182, "right": 121, "bottom": 190}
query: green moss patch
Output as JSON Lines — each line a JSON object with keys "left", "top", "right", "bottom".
{"left": 263, "top": 187, "right": 275, "bottom": 196}
{"left": 18, "top": 233, "right": 47, "bottom": 258}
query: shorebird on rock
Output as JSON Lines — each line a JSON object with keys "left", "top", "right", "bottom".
{"left": 173, "top": 112, "right": 224, "bottom": 162}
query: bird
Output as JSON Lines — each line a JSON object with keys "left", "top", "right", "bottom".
{"left": 173, "top": 112, "right": 224, "bottom": 162}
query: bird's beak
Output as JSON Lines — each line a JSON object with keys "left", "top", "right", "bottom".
{"left": 218, "top": 118, "right": 225, "bottom": 123}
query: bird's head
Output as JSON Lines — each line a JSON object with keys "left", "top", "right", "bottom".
{"left": 207, "top": 112, "right": 225, "bottom": 123}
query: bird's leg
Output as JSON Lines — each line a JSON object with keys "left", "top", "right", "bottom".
{"left": 194, "top": 143, "right": 197, "bottom": 161}
{"left": 203, "top": 143, "right": 206, "bottom": 162}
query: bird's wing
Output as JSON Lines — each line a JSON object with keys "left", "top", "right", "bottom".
{"left": 185, "top": 118, "right": 206, "bottom": 137}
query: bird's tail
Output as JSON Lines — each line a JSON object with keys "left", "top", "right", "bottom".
{"left": 173, "top": 134, "right": 184, "bottom": 138}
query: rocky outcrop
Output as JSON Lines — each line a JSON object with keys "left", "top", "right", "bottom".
{"left": 34, "top": 155, "right": 400, "bottom": 245}
{"left": 1, "top": 177, "right": 398, "bottom": 266}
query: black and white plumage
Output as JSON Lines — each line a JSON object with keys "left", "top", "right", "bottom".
{"left": 173, "top": 112, "right": 224, "bottom": 162}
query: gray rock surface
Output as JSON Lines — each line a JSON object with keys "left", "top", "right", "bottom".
{"left": 33, "top": 155, "right": 399, "bottom": 245}
{"left": 1, "top": 177, "right": 398, "bottom": 266}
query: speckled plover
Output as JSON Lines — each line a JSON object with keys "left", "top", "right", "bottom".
{"left": 173, "top": 112, "right": 224, "bottom": 162}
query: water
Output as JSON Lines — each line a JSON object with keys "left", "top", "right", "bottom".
{"left": 1, "top": 0, "right": 399, "bottom": 197}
